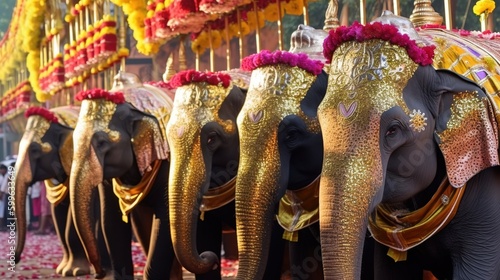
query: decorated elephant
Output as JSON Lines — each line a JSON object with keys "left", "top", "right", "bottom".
{"left": 13, "top": 106, "right": 106, "bottom": 276}
{"left": 234, "top": 49, "right": 329, "bottom": 280}
{"left": 318, "top": 12, "right": 500, "bottom": 279}
{"left": 69, "top": 71, "right": 179, "bottom": 279}
{"left": 13, "top": 106, "right": 147, "bottom": 278}
{"left": 166, "top": 69, "right": 286, "bottom": 279}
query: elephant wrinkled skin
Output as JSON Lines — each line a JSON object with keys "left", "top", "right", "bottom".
{"left": 167, "top": 70, "right": 257, "bottom": 279}
{"left": 13, "top": 106, "right": 103, "bottom": 276}
{"left": 70, "top": 72, "right": 177, "bottom": 279}
{"left": 235, "top": 50, "right": 328, "bottom": 280}
{"left": 318, "top": 13, "right": 500, "bottom": 279}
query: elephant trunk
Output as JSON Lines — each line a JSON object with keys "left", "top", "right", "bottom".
{"left": 169, "top": 139, "right": 218, "bottom": 274}
{"left": 319, "top": 114, "right": 384, "bottom": 279}
{"left": 70, "top": 146, "right": 105, "bottom": 278}
{"left": 236, "top": 137, "right": 281, "bottom": 280}
{"left": 13, "top": 149, "right": 33, "bottom": 263}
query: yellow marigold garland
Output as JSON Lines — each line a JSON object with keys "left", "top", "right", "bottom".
{"left": 473, "top": 0, "right": 496, "bottom": 15}
{"left": 22, "top": 0, "right": 50, "bottom": 101}
{"left": 0, "top": 0, "right": 27, "bottom": 83}
{"left": 111, "top": 0, "right": 162, "bottom": 55}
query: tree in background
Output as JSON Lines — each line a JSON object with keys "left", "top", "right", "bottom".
{"left": 0, "top": 0, "right": 16, "bottom": 38}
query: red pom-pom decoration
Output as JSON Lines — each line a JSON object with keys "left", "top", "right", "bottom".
{"left": 241, "top": 50, "right": 324, "bottom": 75}
{"left": 168, "top": 70, "right": 232, "bottom": 89}
{"left": 75, "top": 88, "right": 126, "bottom": 104}
{"left": 145, "top": 80, "right": 174, "bottom": 89}
{"left": 323, "top": 21, "right": 435, "bottom": 66}
{"left": 25, "top": 107, "right": 59, "bottom": 123}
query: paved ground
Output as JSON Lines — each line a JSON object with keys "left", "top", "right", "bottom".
{"left": 0, "top": 231, "right": 237, "bottom": 279}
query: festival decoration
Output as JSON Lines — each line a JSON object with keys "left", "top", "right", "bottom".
{"left": 0, "top": 81, "right": 32, "bottom": 121}
{"left": 473, "top": 0, "right": 496, "bottom": 31}
{"left": 323, "top": 21, "right": 436, "bottom": 66}
{"left": 0, "top": 0, "right": 26, "bottom": 83}
{"left": 111, "top": 0, "right": 162, "bottom": 55}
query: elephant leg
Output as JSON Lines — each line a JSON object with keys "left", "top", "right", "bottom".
{"left": 143, "top": 212, "right": 175, "bottom": 279}
{"left": 95, "top": 218, "right": 112, "bottom": 271}
{"left": 130, "top": 203, "right": 154, "bottom": 256}
{"left": 98, "top": 182, "right": 134, "bottom": 279}
{"left": 62, "top": 207, "right": 92, "bottom": 276}
{"left": 51, "top": 201, "right": 70, "bottom": 275}
{"left": 373, "top": 241, "right": 422, "bottom": 280}
{"left": 92, "top": 188, "right": 111, "bottom": 272}
{"left": 262, "top": 221, "right": 287, "bottom": 279}
{"left": 288, "top": 225, "right": 323, "bottom": 280}
{"left": 361, "top": 232, "right": 375, "bottom": 280}
{"left": 195, "top": 212, "right": 223, "bottom": 280}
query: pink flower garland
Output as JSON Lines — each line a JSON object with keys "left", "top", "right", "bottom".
{"left": 323, "top": 21, "right": 435, "bottom": 66}
{"left": 25, "top": 107, "right": 59, "bottom": 123}
{"left": 75, "top": 88, "right": 126, "bottom": 104}
{"left": 168, "top": 70, "right": 232, "bottom": 88}
{"left": 241, "top": 50, "right": 324, "bottom": 75}
{"left": 145, "top": 80, "right": 174, "bottom": 89}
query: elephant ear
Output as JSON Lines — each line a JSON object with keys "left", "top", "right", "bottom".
{"left": 434, "top": 70, "right": 499, "bottom": 188}
{"left": 124, "top": 86, "right": 173, "bottom": 175}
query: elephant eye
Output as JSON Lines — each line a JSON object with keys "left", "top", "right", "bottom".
{"left": 285, "top": 128, "right": 299, "bottom": 142}
{"left": 207, "top": 132, "right": 218, "bottom": 145}
{"left": 385, "top": 125, "right": 398, "bottom": 137}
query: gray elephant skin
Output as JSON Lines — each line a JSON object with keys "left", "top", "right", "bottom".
{"left": 318, "top": 14, "right": 500, "bottom": 279}
{"left": 166, "top": 69, "right": 286, "bottom": 279}
{"left": 69, "top": 73, "right": 178, "bottom": 279}
{"left": 13, "top": 106, "right": 112, "bottom": 276}
{"left": 234, "top": 50, "right": 330, "bottom": 280}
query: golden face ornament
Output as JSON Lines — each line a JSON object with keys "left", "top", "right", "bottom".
{"left": 318, "top": 22, "right": 435, "bottom": 277}
{"left": 319, "top": 22, "right": 434, "bottom": 195}
{"left": 166, "top": 72, "right": 236, "bottom": 263}
{"left": 167, "top": 80, "right": 235, "bottom": 185}
{"left": 73, "top": 98, "right": 121, "bottom": 156}
{"left": 234, "top": 51, "right": 325, "bottom": 278}
{"left": 73, "top": 90, "right": 125, "bottom": 174}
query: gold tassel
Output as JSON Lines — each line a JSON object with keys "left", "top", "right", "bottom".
{"left": 282, "top": 230, "right": 299, "bottom": 242}
{"left": 387, "top": 248, "right": 407, "bottom": 262}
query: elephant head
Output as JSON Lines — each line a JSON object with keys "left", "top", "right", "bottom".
{"left": 166, "top": 70, "right": 246, "bottom": 274}
{"left": 70, "top": 74, "right": 172, "bottom": 277}
{"left": 14, "top": 106, "right": 78, "bottom": 263}
{"left": 318, "top": 18, "right": 499, "bottom": 279}
{"left": 235, "top": 50, "right": 327, "bottom": 279}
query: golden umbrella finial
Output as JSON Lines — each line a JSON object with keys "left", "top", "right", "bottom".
{"left": 409, "top": 0, "right": 443, "bottom": 27}
{"left": 179, "top": 35, "right": 187, "bottom": 71}
{"left": 323, "top": 0, "right": 340, "bottom": 32}
{"left": 163, "top": 52, "right": 176, "bottom": 82}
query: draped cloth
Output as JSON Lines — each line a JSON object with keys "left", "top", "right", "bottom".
{"left": 113, "top": 160, "right": 162, "bottom": 223}
{"left": 368, "top": 178, "right": 466, "bottom": 261}
{"left": 277, "top": 176, "right": 320, "bottom": 242}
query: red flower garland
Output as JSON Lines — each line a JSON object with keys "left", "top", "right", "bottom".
{"left": 168, "top": 70, "right": 232, "bottom": 89}
{"left": 75, "top": 88, "right": 126, "bottom": 104}
{"left": 25, "top": 107, "right": 59, "bottom": 123}
{"left": 145, "top": 80, "right": 174, "bottom": 89}
{"left": 323, "top": 21, "right": 435, "bottom": 66}
{"left": 241, "top": 50, "right": 324, "bottom": 75}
